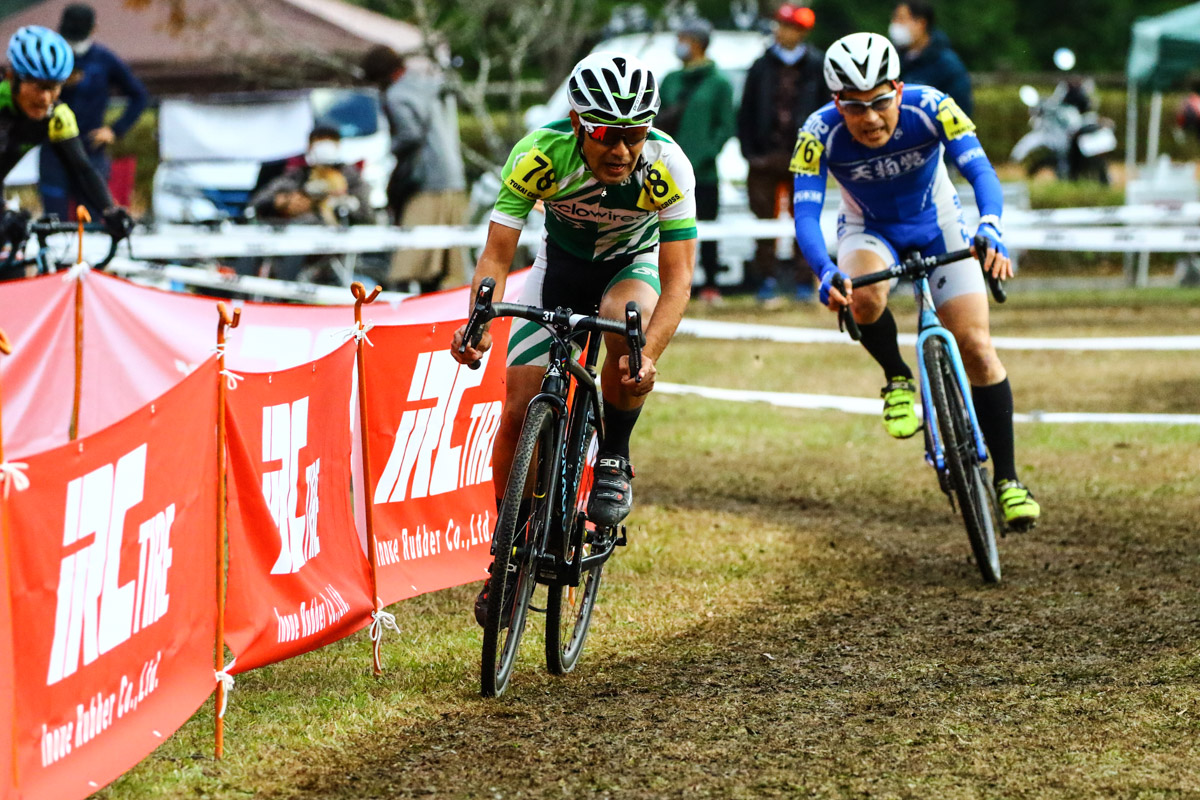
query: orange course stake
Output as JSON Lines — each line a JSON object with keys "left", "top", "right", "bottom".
{"left": 68, "top": 206, "right": 91, "bottom": 441}
{"left": 214, "top": 301, "right": 240, "bottom": 758}
{"left": 350, "top": 281, "right": 390, "bottom": 675}
{"left": 76, "top": 204, "right": 90, "bottom": 260}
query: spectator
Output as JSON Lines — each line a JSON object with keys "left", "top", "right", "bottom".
{"left": 362, "top": 45, "right": 468, "bottom": 293}
{"left": 659, "top": 18, "right": 735, "bottom": 304}
{"left": 737, "top": 3, "right": 824, "bottom": 306}
{"left": 39, "top": 2, "right": 148, "bottom": 220}
{"left": 889, "top": 1, "right": 973, "bottom": 117}
{"left": 248, "top": 126, "right": 372, "bottom": 226}
{"left": 1175, "top": 80, "right": 1200, "bottom": 142}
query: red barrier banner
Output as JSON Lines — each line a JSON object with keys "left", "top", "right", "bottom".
{"left": 76, "top": 273, "right": 527, "bottom": 443}
{"left": 0, "top": 274, "right": 77, "bottom": 458}
{"left": 1, "top": 513, "right": 14, "bottom": 799}
{"left": 223, "top": 341, "right": 373, "bottom": 673}
{"left": 6, "top": 361, "right": 219, "bottom": 799}
{"left": 0, "top": 270, "right": 531, "bottom": 459}
{"left": 362, "top": 322, "right": 510, "bottom": 603}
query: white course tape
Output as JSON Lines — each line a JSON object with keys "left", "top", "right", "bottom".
{"left": 657, "top": 382, "right": 1200, "bottom": 426}
{"left": 1002, "top": 201, "right": 1200, "bottom": 228}
{"left": 106, "top": 257, "right": 411, "bottom": 305}
{"left": 58, "top": 201, "right": 1200, "bottom": 264}
{"left": 676, "top": 318, "right": 1200, "bottom": 352}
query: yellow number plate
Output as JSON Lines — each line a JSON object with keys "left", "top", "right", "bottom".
{"left": 936, "top": 97, "right": 976, "bottom": 141}
{"left": 506, "top": 146, "right": 558, "bottom": 199}
{"left": 48, "top": 104, "right": 80, "bottom": 143}
{"left": 637, "top": 160, "right": 684, "bottom": 211}
{"left": 789, "top": 132, "right": 824, "bottom": 176}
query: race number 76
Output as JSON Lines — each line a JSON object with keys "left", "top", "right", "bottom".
{"left": 789, "top": 132, "right": 824, "bottom": 176}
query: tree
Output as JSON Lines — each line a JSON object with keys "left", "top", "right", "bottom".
{"left": 353, "top": 0, "right": 687, "bottom": 171}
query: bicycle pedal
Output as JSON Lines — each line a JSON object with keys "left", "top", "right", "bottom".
{"left": 1007, "top": 518, "right": 1037, "bottom": 534}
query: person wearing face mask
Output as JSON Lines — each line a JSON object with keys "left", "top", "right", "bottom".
{"left": 889, "top": 1, "right": 972, "bottom": 118}
{"left": 248, "top": 126, "right": 372, "bottom": 226}
{"left": 659, "top": 18, "right": 734, "bottom": 304}
{"left": 38, "top": 3, "right": 148, "bottom": 221}
{"left": 736, "top": 3, "right": 824, "bottom": 306}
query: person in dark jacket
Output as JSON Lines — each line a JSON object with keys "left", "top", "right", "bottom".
{"left": 38, "top": 3, "right": 148, "bottom": 220}
{"left": 889, "top": 1, "right": 973, "bottom": 117}
{"left": 737, "top": 3, "right": 824, "bottom": 305}
{"left": 660, "top": 18, "right": 735, "bottom": 303}
{"left": 248, "top": 126, "right": 372, "bottom": 226}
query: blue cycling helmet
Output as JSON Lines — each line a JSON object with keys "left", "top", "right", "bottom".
{"left": 7, "top": 26, "right": 74, "bottom": 82}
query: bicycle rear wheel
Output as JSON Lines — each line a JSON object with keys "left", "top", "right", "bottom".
{"left": 545, "top": 408, "right": 603, "bottom": 675}
{"left": 924, "top": 337, "right": 1002, "bottom": 583}
{"left": 481, "top": 400, "right": 555, "bottom": 697}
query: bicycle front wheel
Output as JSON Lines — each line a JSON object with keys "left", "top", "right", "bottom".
{"left": 545, "top": 408, "right": 604, "bottom": 674}
{"left": 481, "top": 400, "right": 555, "bottom": 697}
{"left": 924, "top": 337, "right": 1002, "bottom": 583}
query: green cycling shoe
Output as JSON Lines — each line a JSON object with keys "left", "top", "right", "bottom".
{"left": 881, "top": 377, "right": 920, "bottom": 439}
{"left": 996, "top": 479, "right": 1040, "bottom": 531}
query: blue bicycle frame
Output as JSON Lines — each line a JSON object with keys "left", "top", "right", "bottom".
{"left": 912, "top": 273, "right": 989, "bottom": 474}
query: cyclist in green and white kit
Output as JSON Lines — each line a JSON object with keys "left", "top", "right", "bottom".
{"left": 450, "top": 53, "right": 697, "bottom": 626}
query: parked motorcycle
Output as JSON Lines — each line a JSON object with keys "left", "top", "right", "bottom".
{"left": 1010, "top": 49, "right": 1117, "bottom": 184}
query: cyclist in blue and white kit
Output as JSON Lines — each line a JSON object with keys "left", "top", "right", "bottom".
{"left": 791, "top": 32, "right": 1039, "bottom": 528}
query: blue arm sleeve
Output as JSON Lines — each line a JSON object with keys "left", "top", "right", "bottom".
{"left": 106, "top": 51, "right": 149, "bottom": 139}
{"left": 944, "top": 133, "right": 1002, "bottom": 220}
{"left": 792, "top": 168, "right": 835, "bottom": 282}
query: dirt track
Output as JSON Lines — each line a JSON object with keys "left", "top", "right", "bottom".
{"left": 281, "top": 399, "right": 1200, "bottom": 800}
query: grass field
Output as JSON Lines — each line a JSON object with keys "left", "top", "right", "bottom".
{"left": 99, "top": 289, "right": 1200, "bottom": 799}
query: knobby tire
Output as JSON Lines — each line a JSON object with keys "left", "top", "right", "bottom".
{"left": 545, "top": 403, "right": 604, "bottom": 675}
{"left": 480, "top": 401, "right": 555, "bottom": 696}
{"left": 924, "top": 337, "right": 1002, "bottom": 583}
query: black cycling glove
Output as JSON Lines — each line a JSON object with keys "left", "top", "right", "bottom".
{"left": 102, "top": 207, "right": 134, "bottom": 242}
{"left": 0, "top": 208, "right": 31, "bottom": 251}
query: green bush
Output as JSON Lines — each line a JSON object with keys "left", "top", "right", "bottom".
{"left": 1027, "top": 180, "right": 1125, "bottom": 209}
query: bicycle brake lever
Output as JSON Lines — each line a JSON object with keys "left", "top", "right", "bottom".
{"left": 973, "top": 233, "right": 1007, "bottom": 304}
{"left": 839, "top": 305, "right": 861, "bottom": 341}
{"left": 461, "top": 277, "right": 496, "bottom": 369}
{"left": 625, "top": 301, "right": 644, "bottom": 382}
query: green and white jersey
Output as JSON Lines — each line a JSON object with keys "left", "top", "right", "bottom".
{"left": 490, "top": 119, "right": 698, "bottom": 262}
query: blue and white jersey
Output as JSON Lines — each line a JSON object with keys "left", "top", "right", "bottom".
{"left": 791, "top": 84, "right": 1003, "bottom": 281}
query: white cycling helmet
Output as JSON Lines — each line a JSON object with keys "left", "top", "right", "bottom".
{"left": 823, "top": 32, "right": 900, "bottom": 93}
{"left": 567, "top": 52, "right": 660, "bottom": 125}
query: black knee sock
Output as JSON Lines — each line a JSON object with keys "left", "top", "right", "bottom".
{"left": 858, "top": 308, "right": 912, "bottom": 381}
{"left": 601, "top": 401, "right": 642, "bottom": 460}
{"left": 972, "top": 378, "right": 1017, "bottom": 483}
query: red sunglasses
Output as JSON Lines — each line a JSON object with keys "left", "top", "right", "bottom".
{"left": 580, "top": 121, "right": 651, "bottom": 147}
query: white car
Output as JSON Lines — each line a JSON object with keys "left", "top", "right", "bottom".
{"left": 151, "top": 87, "right": 393, "bottom": 224}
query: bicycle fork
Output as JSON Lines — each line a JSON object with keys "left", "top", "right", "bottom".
{"left": 917, "top": 326, "right": 990, "bottom": 473}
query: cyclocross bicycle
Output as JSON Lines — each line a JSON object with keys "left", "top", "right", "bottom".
{"left": 0, "top": 217, "right": 124, "bottom": 281}
{"left": 459, "top": 277, "right": 645, "bottom": 696}
{"left": 839, "top": 235, "right": 1009, "bottom": 583}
